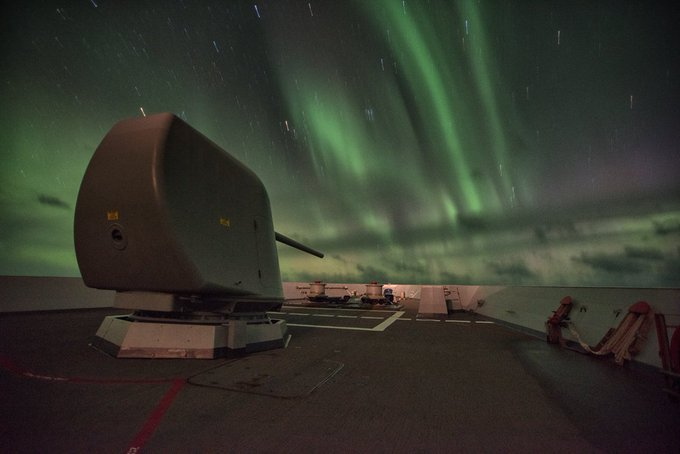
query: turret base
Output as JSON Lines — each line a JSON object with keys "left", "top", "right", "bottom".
{"left": 90, "top": 314, "right": 287, "bottom": 359}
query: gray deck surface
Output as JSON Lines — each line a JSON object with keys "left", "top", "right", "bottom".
{"left": 1, "top": 300, "right": 678, "bottom": 453}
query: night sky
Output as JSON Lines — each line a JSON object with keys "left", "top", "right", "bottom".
{"left": 1, "top": 1, "right": 679, "bottom": 287}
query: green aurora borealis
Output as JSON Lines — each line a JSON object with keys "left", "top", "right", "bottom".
{"left": 1, "top": 1, "right": 679, "bottom": 287}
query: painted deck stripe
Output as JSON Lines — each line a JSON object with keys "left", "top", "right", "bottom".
{"left": 0, "top": 355, "right": 187, "bottom": 454}
{"left": 360, "top": 316, "right": 385, "bottom": 320}
{"left": 416, "top": 318, "right": 441, "bottom": 322}
{"left": 313, "top": 314, "right": 336, "bottom": 318}
{"left": 0, "top": 354, "right": 177, "bottom": 384}
{"left": 282, "top": 305, "right": 400, "bottom": 314}
{"left": 281, "top": 305, "right": 358, "bottom": 312}
{"left": 337, "top": 315, "right": 359, "bottom": 319}
{"left": 446, "top": 320, "right": 472, "bottom": 324}
{"left": 126, "top": 379, "right": 186, "bottom": 454}
{"left": 475, "top": 320, "right": 495, "bottom": 324}
{"left": 287, "top": 323, "right": 375, "bottom": 332}
{"left": 288, "top": 312, "right": 310, "bottom": 316}
{"left": 288, "top": 311, "right": 405, "bottom": 332}
{"left": 372, "top": 311, "right": 404, "bottom": 331}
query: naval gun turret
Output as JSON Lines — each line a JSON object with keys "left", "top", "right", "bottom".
{"left": 75, "top": 113, "right": 323, "bottom": 358}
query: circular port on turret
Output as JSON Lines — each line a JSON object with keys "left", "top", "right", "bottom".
{"left": 111, "top": 228, "right": 123, "bottom": 241}
{"left": 109, "top": 224, "right": 127, "bottom": 250}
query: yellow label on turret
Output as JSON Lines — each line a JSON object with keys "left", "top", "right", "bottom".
{"left": 219, "top": 217, "right": 230, "bottom": 227}
{"left": 107, "top": 210, "right": 119, "bottom": 221}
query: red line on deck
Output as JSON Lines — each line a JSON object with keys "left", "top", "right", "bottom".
{"left": 125, "top": 379, "right": 186, "bottom": 454}
{"left": 0, "top": 353, "right": 177, "bottom": 384}
{"left": 0, "top": 353, "right": 187, "bottom": 453}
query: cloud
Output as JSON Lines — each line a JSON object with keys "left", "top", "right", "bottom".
{"left": 457, "top": 214, "right": 487, "bottom": 231}
{"left": 331, "top": 254, "right": 348, "bottom": 263}
{"left": 658, "top": 256, "right": 680, "bottom": 287}
{"left": 37, "top": 194, "right": 70, "bottom": 210}
{"left": 654, "top": 219, "right": 680, "bottom": 235}
{"left": 439, "top": 270, "right": 473, "bottom": 284}
{"left": 282, "top": 270, "right": 356, "bottom": 284}
{"left": 533, "top": 226, "right": 548, "bottom": 243}
{"left": 356, "top": 264, "right": 390, "bottom": 283}
{"left": 572, "top": 252, "right": 643, "bottom": 274}
{"left": 623, "top": 246, "right": 663, "bottom": 260}
{"left": 532, "top": 222, "right": 579, "bottom": 244}
{"left": 392, "top": 259, "right": 427, "bottom": 275}
{"left": 486, "top": 259, "right": 535, "bottom": 283}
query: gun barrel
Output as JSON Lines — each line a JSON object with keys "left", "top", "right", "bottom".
{"left": 275, "top": 232, "right": 324, "bottom": 258}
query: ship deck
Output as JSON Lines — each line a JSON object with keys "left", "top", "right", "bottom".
{"left": 1, "top": 300, "right": 678, "bottom": 453}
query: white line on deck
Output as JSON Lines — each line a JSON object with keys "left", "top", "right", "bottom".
{"left": 475, "top": 320, "right": 495, "bottom": 324}
{"left": 288, "top": 312, "right": 310, "bottom": 316}
{"left": 281, "top": 305, "right": 357, "bottom": 312}
{"left": 416, "top": 318, "right": 441, "bottom": 322}
{"left": 445, "top": 320, "right": 472, "bottom": 323}
{"left": 360, "top": 316, "right": 385, "bottom": 320}
{"left": 286, "top": 311, "right": 405, "bottom": 332}
{"left": 337, "top": 315, "right": 359, "bottom": 319}
{"left": 313, "top": 314, "right": 336, "bottom": 318}
{"left": 287, "top": 323, "right": 375, "bottom": 332}
{"left": 372, "top": 311, "right": 404, "bottom": 331}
